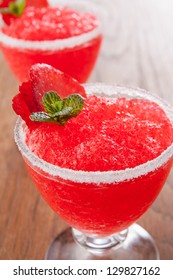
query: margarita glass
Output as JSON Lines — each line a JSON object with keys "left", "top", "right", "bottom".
{"left": 14, "top": 84, "right": 173, "bottom": 260}
{"left": 0, "top": 0, "right": 102, "bottom": 82}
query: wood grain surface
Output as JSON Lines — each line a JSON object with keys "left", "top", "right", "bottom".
{"left": 0, "top": 0, "right": 173, "bottom": 259}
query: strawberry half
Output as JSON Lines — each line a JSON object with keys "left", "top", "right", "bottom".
{"left": 30, "top": 63, "right": 86, "bottom": 111}
{"left": 0, "top": 0, "right": 48, "bottom": 25}
{"left": 12, "top": 63, "right": 86, "bottom": 126}
{"left": 0, "top": 0, "right": 16, "bottom": 25}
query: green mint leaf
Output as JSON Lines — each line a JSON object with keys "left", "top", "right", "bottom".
{"left": 52, "top": 107, "right": 74, "bottom": 126}
{"left": 30, "top": 112, "right": 56, "bottom": 123}
{"left": 63, "top": 94, "right": 85, "bottom": 118}
{"left": 0, "top": 7, "right": 9, "bottom": 14}
{"left": 0, "top": 0, "right": 26, "bottom": 16}
{"left": 9, "top": 0, "right": 26, "bottom": 16}
{"left": 42, "top": 91, "right": 62, "bottom": 115}
{"left": 43, "top": 91, "right": 84, "bottom": 125}
{"left": 53, "top": 107, "right": 73, "bottom": 117}
{"left": 30, "top": 91, "right": 85, "bottom": 126}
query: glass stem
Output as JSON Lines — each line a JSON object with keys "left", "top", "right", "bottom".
{"left": 72, "top": 228, "right": 128, "bottom": 256}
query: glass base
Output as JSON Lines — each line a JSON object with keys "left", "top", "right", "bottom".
{"left": 45, "top": 224, "right": 160, "bottom": 260}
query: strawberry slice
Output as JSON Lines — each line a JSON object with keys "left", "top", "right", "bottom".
{"left": 30, "top": 63, "right": 86, "bottom": 111}
{"left": 12, "top": 63, "right": 86, "bottom": 125}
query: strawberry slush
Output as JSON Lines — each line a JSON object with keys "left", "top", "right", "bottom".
{"left": 13, "top": 64, "right": 173, "bottom": 236}
{"left": 0, "top": 1, "right": 102, "bottom": 82}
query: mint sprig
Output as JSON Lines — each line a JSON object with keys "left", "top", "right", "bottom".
{"left": 0, "top": 0, "right": 26, "bottom": 17}
{"left": 30, "top": 91, "right": 85, "bottom": 126}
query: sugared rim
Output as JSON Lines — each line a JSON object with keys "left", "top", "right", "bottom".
{"left": 14, "top": 84, "right": 173, "bottom": 184}
{"left": 0, "top": 0, "right": 103, "bottom": 51}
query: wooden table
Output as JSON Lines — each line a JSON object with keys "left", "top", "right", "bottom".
{"left": 0, "top": 0, "right": 173, "bottom": 260}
